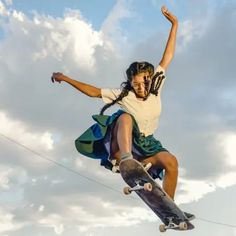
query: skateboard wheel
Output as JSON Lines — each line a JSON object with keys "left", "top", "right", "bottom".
{"left": 179, "top": 222, "right": 188, "bottom": 230}
{"left": 159, "top": 224, "right": 166, "bottom": 232}
{"left": 144, "top": 183, "right": 152, "bottom": 192}
{"left": 123, "top": 186, "right": 132, "bottom": 195}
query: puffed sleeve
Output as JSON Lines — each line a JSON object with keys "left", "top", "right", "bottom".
{"left": 152, "top": 65, "right": 166, "bottom": 95}
{"left": 101, "top": 88, "right": 122, "bottom": 104}
{"left": 154, "top": 64, "right": 165, "bottom": 75}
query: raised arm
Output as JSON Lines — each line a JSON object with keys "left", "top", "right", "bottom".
{"left": 51, "top": 72, "right": 102, "bottom": 98}
{"left": 159, "top": 6, "right": 178, "bottom": 71}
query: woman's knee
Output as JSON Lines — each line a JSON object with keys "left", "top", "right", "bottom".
{"left": 111, "top": 113, "right": 133, "bottom": 140}
{"left": 165, "top": 154, "right": 178, "bottom": 172}
{"left": 157, "top": 153, "right": 178, "bottom": 172}
{"left": 116, "top": 113, "right": 133, "bottom": 126}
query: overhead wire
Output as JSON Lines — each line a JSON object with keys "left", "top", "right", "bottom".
{"left": 0, "top": 132, "right": 131, "bottom": 198}
{"left": 196, "top": 217, "right": 236, "bottom": 229}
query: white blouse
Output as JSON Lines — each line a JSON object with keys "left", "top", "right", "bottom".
{"left": 101, "top": 65, "right": 166, "bottom": 136}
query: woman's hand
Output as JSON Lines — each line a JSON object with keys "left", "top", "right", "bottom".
{"left": 161, "top": 6, "right": 178, "bottom": 25}
{"left": 51, "top": 72, "right": 66, "bottom": 84}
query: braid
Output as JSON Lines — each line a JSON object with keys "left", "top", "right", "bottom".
{"left": 99, "top": 82, "right": 132, "bottom": 115}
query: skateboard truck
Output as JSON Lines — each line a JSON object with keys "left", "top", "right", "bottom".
{"left": 159, "top": 217, "right": 188, "bottom": 232}
{"left": 123, "top": 180, "right": 153, "bottom": 195}
{"left": 112, "top": 160, "right": 152, "bottom": 174}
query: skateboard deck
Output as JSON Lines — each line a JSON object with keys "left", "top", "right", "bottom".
{"left": 119, "top": 159, "right": 195, "bottom": 232}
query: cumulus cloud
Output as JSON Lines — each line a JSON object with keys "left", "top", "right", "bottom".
{"left": 216, "top": 172, "right": 236, "bottom": 189}
{"left": 35, "top": 197, "right": 155, "bottom": 234}
{"left": 218, "top": 132, "right": 236, "bottom": 167}
{"left": 0, "top": 164, "right": 28, "bottom": 192}
{"left": 0, "top": 207, "right": 25, "bottom": 234}
{"left": 0, "top": 0, "right": 9, "bottom": 16}
{"left": 0, "top": 111, "right": 54, "bottom": 151}
{"left": 177, "top": 18, "right": 209, "bottom": 52}
{"left": 176, "top": 178, "right": 216, "bottom": 204}
{"left": 39, "top": 214, "right": 65, "bottom": 235}
{"left": 101, "top": 0, "right": 132, "bottom": 45}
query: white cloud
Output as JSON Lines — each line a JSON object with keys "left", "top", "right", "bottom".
{"left": 216, "top": 172, "right": 236, "bottom": 189}
{"left": 219, "top": 132, "right": 236, "bottom": 166}
{"left": 177, "top": 18, "right": 208, "bottom": 52}
{"left": 0, "top": 8, "right": 117, "bottom": 79}
{"left": 0, "top": 111, "right": 54, "bottom": 151}
{"left": 12, "top": 10, "right": 24, "bottom": 22}
{"left": 101, "top": 0, "right": 132, "bottom": 46}
{"left": 44, "top": 13, "right": 100, "bottom": 66}
{"left": 29, "top": 9, "right": 106, "bottom": 72}
{"left": 70, "top": 200, "right": 155, "bottom": 232}
{"left": 51, "top": 179, "right": 65, "bottom": 186}
{"left": 39, "top": 214, "right": 64, "bottom": 235}
{"left": 38, "top": 205, "right": 45, "bottom": 212}
{"left": 0, "top": 0, "right": 9, "bottom": 16}
{"left": 176, "top": 133, "right": 236, "bottom": 204}
{"left": 178, "top": 20, "right": 195, "bottom": 46}
{"left": 0, "top": 207, "right": 25, "bottom": 233}
{"left": 75, "top": 158, "right": 84, "bottom": 169}
{"left": 62, "top": 11, "right": 104, "bottom": 68}
{"left": 176, "top": 178, "right": 216, "bottom": 204}
{"left": 0, "top": 167, "right": 11, "bottom": 190}
{"left": 0, "top": 164, "right": 28, "bottom": 191}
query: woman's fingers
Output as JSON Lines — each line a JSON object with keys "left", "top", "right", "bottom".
{"left": 161, "top": 6, "right": 177, "bottom": 23}
{"left": 161, "top": 5, "right": 167, "bottom": 12}
{"left": 51, "top": 72, "right": 62, "bottom": 83}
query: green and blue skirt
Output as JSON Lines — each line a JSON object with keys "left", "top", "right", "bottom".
{"left": 75, "top": 109, "right": 168, "bottom": 179}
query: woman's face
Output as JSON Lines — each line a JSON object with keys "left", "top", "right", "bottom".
{"left": 131, "top": 71, "right": 152, "bottom": 99}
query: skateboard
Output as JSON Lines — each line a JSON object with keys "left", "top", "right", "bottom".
{"left": 119, "top": 158, "right": 195, "bottom": 232}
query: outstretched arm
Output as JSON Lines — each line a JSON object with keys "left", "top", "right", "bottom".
{"left": 159, "top": 6, "right": 178, "bottom": 71}
{"left": 51, "top": 72, "right": 102, "bottom": 98}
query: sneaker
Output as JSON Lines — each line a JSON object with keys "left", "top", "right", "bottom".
{"left": 184, "top": 212, "right": 195, "bottom": 221}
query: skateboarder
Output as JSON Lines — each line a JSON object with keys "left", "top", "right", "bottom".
{"left": 52, "top": 6, "right": 192, "bottom": 218}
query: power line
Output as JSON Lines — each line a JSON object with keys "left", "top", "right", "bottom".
{"left": 1, "top": 132, "right": 236, "bottom": 229}
{"left": 0, "top": 132, "right": 133, "bottom": 198}
{"left": 197, "top": 217, "right": 236, "bottom": 229}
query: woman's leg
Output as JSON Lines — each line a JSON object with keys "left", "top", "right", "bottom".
{"left": 142, "top": 152, "right": 178, "bottom": 200}
{"left": 109, "top": 113, "right": 178, "bottom": 199}
{"left": 110, "top": 113, "right": 133, "bottom": 163}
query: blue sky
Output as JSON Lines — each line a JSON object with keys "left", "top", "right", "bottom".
{"left": 3, "top": 0, "right": 215, "bottom": 39}
{"left": 13, "top": 0, "right": 117, "bottom": 29}
{"left": 0, "top": 0, "right": 236, "bottom": 235}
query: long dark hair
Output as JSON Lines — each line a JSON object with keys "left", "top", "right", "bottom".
{"left": 100, "top": 61, "right": 165, "bottom": 115}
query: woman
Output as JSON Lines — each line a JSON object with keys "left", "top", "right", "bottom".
{"left": 52, "top": 6, "right": 182, "bottom": 202}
